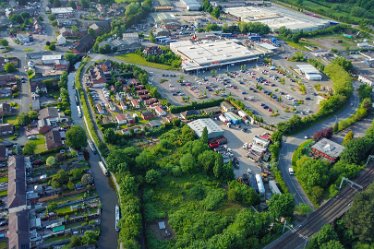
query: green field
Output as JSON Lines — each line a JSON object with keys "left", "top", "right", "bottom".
{"left": 33, "top": 135, "right": 47, "bottom": 154}
{"left": 4, "top": 115, "right": 18, "bottom": 125}
{"left": 115, "top": 53, "right": 173, "bottom": 70}
{"left": 0, "top": 190, "right": 7, "bottom": 198}
{"left": 0, "top": 177, "right": 7, "bottom": 184}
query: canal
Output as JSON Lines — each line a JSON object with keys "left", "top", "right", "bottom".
{"left": 68, "top": 71, "right": 118, "bottom": 249}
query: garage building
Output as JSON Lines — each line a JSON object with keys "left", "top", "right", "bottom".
{"left": 187, "top": 118, "right": 224, "bottom": 139}
{"left": 297, "top": 64, "right": 322, "bottom": 81}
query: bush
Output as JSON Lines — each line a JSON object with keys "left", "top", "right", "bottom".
{"left": 169, "top": 98, "right": 224, "bottom": 114}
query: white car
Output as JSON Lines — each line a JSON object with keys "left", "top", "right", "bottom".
{"left": 288, "top": 167, "right": 295, "bottom": 175}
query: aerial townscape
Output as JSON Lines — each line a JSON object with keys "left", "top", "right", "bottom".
{"left": 0, "top": 0, "right": 374, "bottom": 248}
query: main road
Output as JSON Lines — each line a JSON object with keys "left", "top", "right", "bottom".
{"left": 68, "top": 71, "right": 118, "bottom": 249}
{"left": 279, "top": 81, "right": 362, "bottom": 208}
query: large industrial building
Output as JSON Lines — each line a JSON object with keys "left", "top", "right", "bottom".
{"left": 297, "top": 64, "right": 322, "bottom": 81}
{"left": 170, "top": 40, "right": 266, "bottom": 72}
{"left": 224, "top": 6, "right": 330, "bottom": 32}
{"left": 187, "top": 118, "right": 224, "bottom": 139}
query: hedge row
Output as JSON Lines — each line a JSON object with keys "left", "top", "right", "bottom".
{"left": 169, "top": 98, "right": 224, "bottom": 114}
{"left": 75, "top": 59, "right": 102, "bottom": 149}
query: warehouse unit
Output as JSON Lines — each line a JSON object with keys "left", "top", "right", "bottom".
{"left": 297, "top": 64, "right": 322, "bottom": 81}
{"left": 180, "top": 0, "right": 201, "bottom": 11}
{"left": 224, "top": 112, "right": 242, "bottom": 125}
{"left": 187, "top": 118, "right": 224, "bottom": 139}
{"left": 224, "top": 6, "right": 329, "bottom": 32}
{"left": 170, "top": 40, "right": 264, "bottom": 72}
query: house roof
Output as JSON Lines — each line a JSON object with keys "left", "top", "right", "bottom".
{"left": 38, "top": 107, "right": 59, "bottom": 120}
{"left": 0, "top": 144, "right": 6, "bottom": 161}
{"left": 74, "top": 34, "right": 95, "bottom": 53}
{"left": 45, "top": 129, "right": 63, "bottom": 150}
{"left": 0, "top": 102, "right": 11, "bottom": 115}
{"left": 8, "top": 209, "right": 30, "bottom": 249}
{"left": 7, "top": 156, "right": 26, "bottom": 209}
{"left": 0, "top": 123, "right": 13, "bottom": 133}
{"left": 311, "top": 138, "right": 344, "bottom": 159}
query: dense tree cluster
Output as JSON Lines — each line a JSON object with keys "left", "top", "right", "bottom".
{"left": 66, "top": 125, "right": 88, "bottom": 150}
{"left": 136, "top": 47, "right": 181, "bottom": 68}
{"left": 202, "top": 0, "right": 221, "bottom": 18}
{"left": 313, "top": 127, "right": 333, "bottom": 141}
{"left": 278, "top": 0, "right": 374, "bottom": 25}
{"left": 277, "top": 24, "right": 352, "bottom": 43}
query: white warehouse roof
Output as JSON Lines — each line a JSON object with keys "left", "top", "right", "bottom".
{"left": 187, "top": 118, "right": 224, "bottom": 138}
{"left": 170, "top": 40, "right": 264, "bottom": 71}
{"left": 297, "top": 64, "right": 320, "bottom": 74}
{"left": 41, "top": 54, "right": 63, "bottom": 61}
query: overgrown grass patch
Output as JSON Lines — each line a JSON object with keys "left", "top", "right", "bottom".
{"left": 115, "top": 53, "right": 174, "bottom": 70}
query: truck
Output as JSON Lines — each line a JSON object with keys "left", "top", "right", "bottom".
{"left": 99, "top": 161, "right": 109, "bottom": 176}
{"left": 88, "top": 139, "right": 96, "bottom": 154}
{"left": 77, "top": 106, "right": 82, "bottom": 118}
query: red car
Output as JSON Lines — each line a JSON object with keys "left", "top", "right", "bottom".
{"left": 209, "top": 142, "right": 220, "bottom": 149}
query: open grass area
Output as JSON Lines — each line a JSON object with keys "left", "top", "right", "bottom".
{"left": 144, "top": 174, "right": 247, "bottom": 248}
{"left": 0, "top": 177, "right": 7, "bottom": 184}
{"left": 115, "top": 53, "right": 174, "bottom": 70}
{"left": 0, "top": 190, "right": 7, "bottom": 198}
{"left": 304, "top": 34, "right": 357, "bottom": 51}
{"left": 33, "top": 135, "right": 47, "bottom": 154}
{"left": 3, "top": 115, "right": 18, "bottom": 125}
{"left": 0, "top": 240, "right": 7, "bottom": 249}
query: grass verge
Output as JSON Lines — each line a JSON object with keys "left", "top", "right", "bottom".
{"left": 115, "top": 53, "right": 174, "bottom": 70}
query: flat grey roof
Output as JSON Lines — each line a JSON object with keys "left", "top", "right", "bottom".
{"left": 297, "top": 64, "right": 321, "bottom": 74}
{"left": 312, "top": 138, "right": 344, "bottom": 158}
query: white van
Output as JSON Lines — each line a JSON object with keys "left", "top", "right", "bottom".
{"left": 288, "top": 167, "right": 295, "bottom": 175}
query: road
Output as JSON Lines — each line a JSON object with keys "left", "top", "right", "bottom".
{"left": 264, "top": 156, "right": 374, "bottom": 249}
{"left": 68, "top": 71, "right": 118, "bottom": 249}
{"left": 279, "top": 81, "right": 361, "bottom": 208}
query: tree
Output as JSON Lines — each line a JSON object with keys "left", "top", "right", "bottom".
{"left": 82, "top": 230, "right": 99, "bottom": 245}
{"left": 23, "top": 142, "right": 36, "bottom": 155}
{"left": 106, "top": 149, "right": 129, "bottom": 173}
{"left": 46, "top": 156, "right": 56, "bottom": 167}
{"left": 65, "top": 125, "right": 87, "bottom": 149}
{"left": 135, "top": 149, "right": 156, "bottom": 171}
{"left": 268, "top": 193, "right": 295, "bottom": 218}
{"left": 201, "top": 127, "right": 208, "bottom": 144}
{"left": 180, "top": 153, "right": 195, "bottom": 173}
{"left": 198, "top": 150, "right": 217, "bottom": 173}
{"left": 306, "top": 224, "right": 340, "bottom": 249}
{"left": 343, "top": 130, "right": 354, "bottom": 146}
{"left": 145, "top": 169, "right": 161, "bottom": 185}
{"left": 149, "top": 31, "right": 155, "bottom": 43}
{"left": 81, "top": 173, "right": 94, "bottom": 186}
{"left": 4, "top": 63, "right": 16, "bottom": 73}
{"left": 343, "top": 183, "right": 374, "bottom": 243}
{"left": 227, "top": 180, "right": 260, "bottom": 206}
{"left": 340, "top": 137, "right": 373, "bottom": 164}
{"left": 0, "top": 39, "right": 8, "bottom": 46}
{"left": 67, "top": 181, "right": 75, "bottom": 190}
{"left": 358, "top": 84, "right": 372, "bottom": 100}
